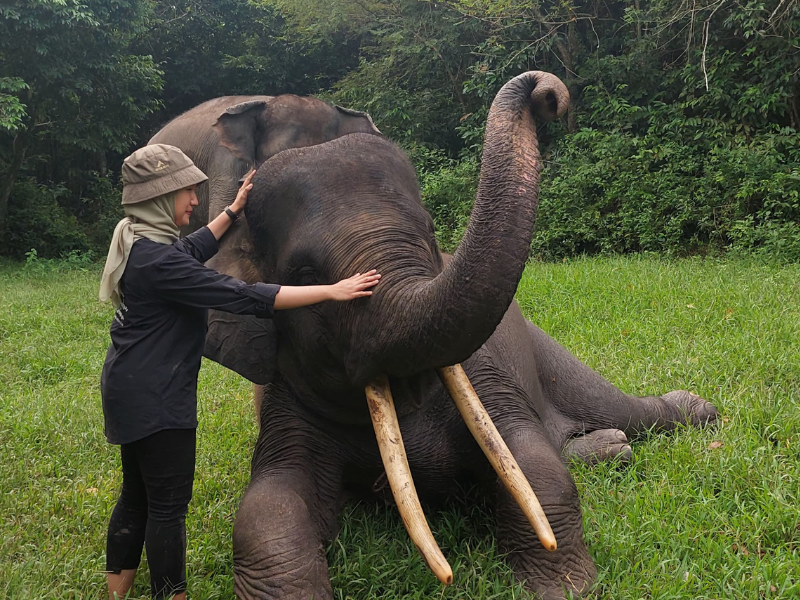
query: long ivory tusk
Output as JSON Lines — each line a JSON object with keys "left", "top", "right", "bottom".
{"left": 365, "top": 375, "right": 454, "bottom": 585}
{"left": 437, "top": 364, "right": 558, "bottom": 552}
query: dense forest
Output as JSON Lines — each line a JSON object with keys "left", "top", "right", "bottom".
{"left": 1, "top": 0, "right": 799, "bottom": 260}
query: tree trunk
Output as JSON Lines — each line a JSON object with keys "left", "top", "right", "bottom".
{"left": 552, "top": 21, "right": 579, "bottom": 134}
{"left": 566, "top": 19, "right": 579, "bottom": 134}
{"left": 0, "top": 129, "right": 29, "bottom": 248}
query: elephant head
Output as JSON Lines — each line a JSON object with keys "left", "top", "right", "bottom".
{"left": 205, "top": 96, "right": 381, "bottom": 384}
{"left": 213, "top": 95, "right": 381, "bottom": 171}
{"left": 245, "top": 73, "right": 567, "bottom": 386}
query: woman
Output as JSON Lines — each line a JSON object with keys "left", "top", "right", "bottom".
{"left": 98, "top": 144, "right": 379, "bottom": 600}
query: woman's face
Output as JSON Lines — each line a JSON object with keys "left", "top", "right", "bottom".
{"left": 174, "top": 186, "right": 199, "bottom": 227}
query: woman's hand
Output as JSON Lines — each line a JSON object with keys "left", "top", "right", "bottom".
{"left": 207, "top": 169, "right": 256, "bottom": 241}
{"left": 230, "top": 169, "right": 256, "bottom": 214}
{"left": 329, "top": 270, "right": 381, "bottom": 301}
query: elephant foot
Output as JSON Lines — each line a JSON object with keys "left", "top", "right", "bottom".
{"left": 661, "top": 390, "right": 719, "bottom": 427}
{"left": 498, "top": 428, "right": 597, "bottom": 600}
{"left": 563, "top": 429, "right": 632, "bottom": 466}
{"left": 514, "top": 548, "right": 596, "bottom": 600}
{"left": 233, "top": 479, "right": 334, "bottom": 600}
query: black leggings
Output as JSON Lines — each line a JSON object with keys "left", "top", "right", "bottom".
{"left": 106, "top": 428, "right": 196, "bottom": 599}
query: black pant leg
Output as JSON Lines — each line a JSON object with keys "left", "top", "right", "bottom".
{"left": 106, "top": 443, "right": 149, "bottom": 573}
{"left": 136, "top": 428, "right": 197, "bottom": 599}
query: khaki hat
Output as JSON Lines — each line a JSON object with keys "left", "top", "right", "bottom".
{"left": 121, "top": 144, "right": 208, "bottom": 205}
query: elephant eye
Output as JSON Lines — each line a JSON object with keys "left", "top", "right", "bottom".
{"left": 292, "top": 266, "right": 318, "bottom": 286}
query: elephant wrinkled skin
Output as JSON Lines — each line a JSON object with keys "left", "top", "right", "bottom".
{"left": 152, "top": 76, "right": 718, "bottom": 599}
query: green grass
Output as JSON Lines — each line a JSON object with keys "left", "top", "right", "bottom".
{"left": 1, "top": 256, "right": 798, "bottom": 599}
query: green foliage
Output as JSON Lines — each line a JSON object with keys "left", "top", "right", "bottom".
{"left": 531, "top": 129, "right": 800, "bottom": 260}
{"left": 23, "top": 247, "right": 97, "bottom": 275}
{"left": 0, "top": 78, "right": 28, "bottom": 133}
{"left": 0, "top": 0, "right": 162, "bottom": 248}
{"left": 347, "top": 0, "right": 800, "bottom": 260}
{"left": 137, "top": 0, "right": 362, "bottom": 128}
{"left": 326, "top": 0, "right": 484, "bottom": 150}
{"left": 5, "top": 179, "right": 91, "bottom": 260}
{"left": 5, "top": 176, "right": 122, "bottom": 260}
{"left": 0, "top": 0, "right": 162, "bottom": 153}
{"left": 76, "top": 175, "right": 125, "bottom": 253}
{"left": 3, "top": 0, "right": 800, "bottom": 259}
{"left": 415, "top": 148, "right": 478, "bottom": 252}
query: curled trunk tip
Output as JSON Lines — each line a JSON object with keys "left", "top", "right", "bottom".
{"left": 525, "top": 71, "right": 570, "bottom": 122}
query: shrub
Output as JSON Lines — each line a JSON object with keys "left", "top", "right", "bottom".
{"left": 4, "top": 174, "right": 124, "bottom": 260}
{"left": 417, "top": 151, "right": 478, "bottom": 253}
{"left": 531, "top": 129, "right": 800, "bottom": 261}
{"left": 5, "top": 178, "right": 91, "bottom": 259}
{"left": 77, "top": 174, "right": 125, "bottom": 253}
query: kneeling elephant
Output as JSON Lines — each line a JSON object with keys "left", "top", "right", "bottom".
{"left": 160, "top": 74, "right": 719, "bottom": 599}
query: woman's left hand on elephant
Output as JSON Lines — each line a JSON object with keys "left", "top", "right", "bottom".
{"left": 329, "top": 270, "right": 381, "bottom": 301}
{"left": 231, "top": 169, "right": 256, "bottom": 214}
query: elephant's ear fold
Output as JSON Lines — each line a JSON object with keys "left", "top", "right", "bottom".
{"left": 204, "top": 310, "right": 276, "bottom": 385}
{"left": 213, "top": 100, "right": 268, "bottom": 163}
{"left": 334, "top": 105, "right": 382, "bottom": 134}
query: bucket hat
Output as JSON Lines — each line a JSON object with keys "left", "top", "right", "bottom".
{"left": 121, "top": 144, "right": 208, "bottom": 205}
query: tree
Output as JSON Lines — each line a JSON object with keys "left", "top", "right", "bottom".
{"left": 135, "top": 0, "right": 363, "bottom": 132}
{"left": 0, "top": 0, "right": 162, "bottom": 243}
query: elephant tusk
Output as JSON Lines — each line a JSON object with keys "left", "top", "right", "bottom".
{"left": 365, "top": 375, "right": 454, "bottom": 585}
{"left": 437, "top": 364, "right": 557, "bottom": 552}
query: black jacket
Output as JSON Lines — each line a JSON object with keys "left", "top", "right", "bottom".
{"left": 101, "top": 227, "right": 279, "bottom": 445}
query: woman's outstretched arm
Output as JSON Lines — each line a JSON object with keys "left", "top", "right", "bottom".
{"left": 274, "top": 271, "right": 381, "bottom": 310}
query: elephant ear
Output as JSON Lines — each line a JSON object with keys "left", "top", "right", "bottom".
{"left": 334, "top": 105, "right": 382, "bottom": 134}
{"left": 204, "top": 311, "right": 276, "bottom": 385}
{"left": 213, "top": 100, "right": 267, "bottom": 164}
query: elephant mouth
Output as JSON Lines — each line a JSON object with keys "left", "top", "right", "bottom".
{"left": 364, "top": 366, "right": 557, "bottom": 584}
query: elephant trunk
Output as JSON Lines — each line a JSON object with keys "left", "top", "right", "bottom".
{"left": 352, "top": 72, "right": 568, "bottom": 382}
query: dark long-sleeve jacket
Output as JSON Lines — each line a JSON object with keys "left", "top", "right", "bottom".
{"left": 100, "top": 227, "right": 279, "bottom": 445}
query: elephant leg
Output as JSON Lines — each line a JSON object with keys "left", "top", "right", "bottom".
{"left": 233, "top": 399, "right": 341, "bottom": 600}
{"left": 495, "top": 424, "right": 596, "bottom": 599}
{"left": 526, "top": 321, "right": 718, "bottom": 440}
{"left": 563, "top": 428, "right": 632, "bottom": 466}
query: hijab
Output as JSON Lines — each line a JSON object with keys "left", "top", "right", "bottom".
{"left": 98, "top": 193, "right": 179, "bottom": 308}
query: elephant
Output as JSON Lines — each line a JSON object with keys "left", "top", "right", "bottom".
{"left": 156, "top": 74, "right": 718, "bottom": 599}
{"left": 149, "top": 94, "right": 381, "bottom": 383}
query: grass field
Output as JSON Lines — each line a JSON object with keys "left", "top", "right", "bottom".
{"left": 1, "top": 255, "right": 799, "bottom": 599}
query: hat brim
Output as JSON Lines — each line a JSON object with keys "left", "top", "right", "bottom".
{"left": 122, "top": 164, "right": 209, "bottom": 205}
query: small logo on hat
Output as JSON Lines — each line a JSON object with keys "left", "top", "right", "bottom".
{"left": 155, "top": 160, "right": 169, "bottom": 171}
